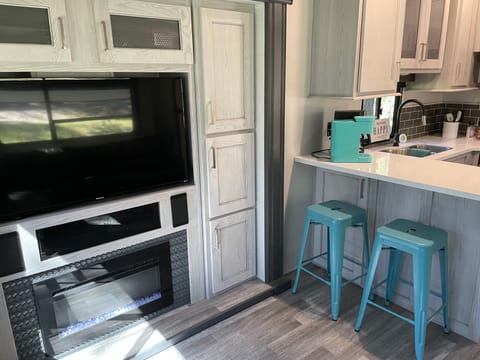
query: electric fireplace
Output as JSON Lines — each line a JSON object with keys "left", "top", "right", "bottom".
{"left": 33, "top": 242, "right": 172, "bottom": 357}
{"left": 3, "top": 230, "right": 190, "bottom": 360}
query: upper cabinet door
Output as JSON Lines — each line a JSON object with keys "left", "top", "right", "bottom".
{"left": 401, "top": 0, "right": 450, "bottom": 71}
{"left": 357, "top": 0, "right": 404, "bottom": 94}
{"left": 93, "top": 0, "right": 193, "bottom": 64}
{"left": 200, "top": 8, "right": 254, "bottom": 134}
{"left": 0, "top": 0, "right": 71, "bottom": 63}
{"left": 310, "top": 0, "right": 404, "bottom": 98}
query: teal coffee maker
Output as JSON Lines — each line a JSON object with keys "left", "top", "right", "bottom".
{"left": 331, "top": 116, "right": 375, "bottom": 163}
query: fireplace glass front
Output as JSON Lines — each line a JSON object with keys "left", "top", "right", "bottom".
{"left": 32, "top": 242, "right": 173, "bottom": 356}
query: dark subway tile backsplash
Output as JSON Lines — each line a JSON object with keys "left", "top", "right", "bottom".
{"left": 398, "top": 103, "right": 480, "bottom": 139}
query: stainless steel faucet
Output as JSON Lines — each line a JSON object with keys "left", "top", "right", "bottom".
{"left": 392, "top": 99, "right": 426, "bottom": 146}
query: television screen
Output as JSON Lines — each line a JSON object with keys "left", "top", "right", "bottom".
{"left": 0, "top": 76, "right": 193, "bottom": 221}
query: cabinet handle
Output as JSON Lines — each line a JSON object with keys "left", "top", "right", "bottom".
{"left": 207, "top": 100, "right": 216, "bottom": 125}
{"left": 209, "top": 147, "right": 216, "bottom": 169}
{"left": 101, "top": 20, "right": 111, "bottom": 50}
{"left": 58, "top": 17, "right": 68, "bottom": 49}
{"left": 360, "top": 178, "right": 365, "bottom": 199}
{"left": 422, "top": 43, "right": 428, "bottom": 61}
{"left": 213, "top": 227, "right": 220, "bottom": 249}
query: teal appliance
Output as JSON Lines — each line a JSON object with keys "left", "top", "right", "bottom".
{"left": 331, "top": 116, "right": 375, "bottom": 163}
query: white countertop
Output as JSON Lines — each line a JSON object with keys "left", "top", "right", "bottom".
{"left": 295, "top": 135, "right": 480, "bottom": 201}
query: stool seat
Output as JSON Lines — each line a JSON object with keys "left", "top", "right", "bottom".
{"left": 377, "top": 219, "right": 447, "bottom": 251}
{"left": 293, "top": 200, "right": 369, "bottom": 321}
{"left": 355, "top": 219, "right": 449, "bottom": 360}
{"left": 307, "top": 200, "right": 368, "bottom": 226}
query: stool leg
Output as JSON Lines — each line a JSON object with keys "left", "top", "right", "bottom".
{"left": 362, "top": 221, "right": 370, "bottom": 270}
{"left": 439, "top": 247, "right": 449, "bottom": 334}
{"left": 355, "top": 238, "right": 383, "bottom": 331}
{"left": 327, "top": 227, "right": 331, "bottom": 276}
{"left": 329, "top": 224, "right": 345, "bottom": 321}
{"left": 292, "top": 215, "right": 312, "bottom": 294}
{"left": 413, "top": 251, "right": 432, "bottom": 360}
{"left": 385, "top": 249, "right": 404, "bottom": 306}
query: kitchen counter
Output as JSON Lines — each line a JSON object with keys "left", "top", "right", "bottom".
{"left": 295, "top": 135, "right": 480, "bottom": 201}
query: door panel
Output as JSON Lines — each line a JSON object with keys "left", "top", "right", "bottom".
{"left": 206, "top": 133, "right": 255, "bottom": 218}
{"left": 209, "top": 210, "right": 255, "bottom": 294}
{"left": 201, "top": 8, "right": 254, "bottom": 134}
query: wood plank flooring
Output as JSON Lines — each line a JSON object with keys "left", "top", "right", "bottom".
{"left": 152, "top": 267, "right": 480, "bottom": 360}
{"left": 64, "top": 280, "right": 272, "bottom": 360}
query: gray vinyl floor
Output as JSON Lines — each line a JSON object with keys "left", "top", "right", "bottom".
{"left": 153, "top": 268, "right": 480, "bottom": 360}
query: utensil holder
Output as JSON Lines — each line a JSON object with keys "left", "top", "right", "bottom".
{"left": 442, "top": 122, "right": 459, "bottom": 139}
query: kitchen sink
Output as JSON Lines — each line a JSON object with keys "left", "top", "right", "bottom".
{"left": 380, "top": 144, "right": 452, "bottom": 157}
{"left": 442, "top": 151, "right": 480, "bottom": 166}
{"left": 407, "top": 144, "right": 452, "bottom": 153}
{"left": 380, "top": 148, "right": 431, "bottom": 157}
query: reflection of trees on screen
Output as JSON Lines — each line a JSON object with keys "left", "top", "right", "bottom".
{"left": 0, "top": 86, "right": 134, "bottom": 144}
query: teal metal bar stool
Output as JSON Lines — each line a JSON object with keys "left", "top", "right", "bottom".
{"left": 292, "top": 200, "right": 369, "bottom": 321}
{"left": 354, "top": 219, "right": 449, "bottom": 360}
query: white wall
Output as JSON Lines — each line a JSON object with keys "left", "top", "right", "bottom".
{"left": 283, "top": 0, "right": 362, "bottom": 273}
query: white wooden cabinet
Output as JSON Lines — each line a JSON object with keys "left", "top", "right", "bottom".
{"left": 205, "top": 133, "right": 255, "bottom": 218}
{"left": 209, "top": 209, "right": 255, "bottom": 294}
{"left": 446, "top": 0, "right": 478, "bottom": 87}
{"left": 93, "top": 0, "right": 193, "bottom": 64}
{"left": 198, "top": 6, "right": 257, "bottom": 295}
{"left": 400, "top": 0, "right": 450, "bottom": 72}
{"left": 412, "top": 0, "right": 479, "bottom": 89}
{"left": 310, "top": 0, "right": 405, "bottom": 98}
{"left": 0, "top": 0, "right": 71, "bottom": 63}
{"left": 200, "top": 7, "right": 254, "bottom": 134}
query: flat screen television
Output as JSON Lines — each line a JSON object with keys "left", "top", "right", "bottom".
{"left": 0, "top": 75, "right": 193, "bottom": 222}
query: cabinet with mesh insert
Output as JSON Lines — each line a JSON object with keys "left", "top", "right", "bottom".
{"left": 93, "top": 0, "right": 193, "bottom": 64}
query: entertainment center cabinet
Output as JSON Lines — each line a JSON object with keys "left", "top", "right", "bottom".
{"left": 0, "top": 0, "right": 265, "bottom": 358}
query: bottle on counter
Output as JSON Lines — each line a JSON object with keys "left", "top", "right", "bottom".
{"left": 467, "top": 121, "right": 476, "bottom": 139}
{"left": 476, "top": 120, "right": 480, "bottom": 139}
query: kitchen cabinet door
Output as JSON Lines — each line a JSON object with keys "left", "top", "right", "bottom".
{"left": 200, "top": 8, "right": 254, "bottom": 134}
{"left": 310, "top": 0, "right": 404, "bottom": 98}
{"left": 401, "top": 0, "right": 450, "bottom": 71}
{"left": 447, "top": 0, "right": 478, "bottom": 87}
{"left": 0, "top": 0, "right": 71, "bottom": 63}
{"left": 93, "top": 0, "right": 193, "bottom": 64}
{"left": 357, "top": 0, "right": 404, "bottom": 94}
{"left": 206, "top": 133, "right": 255, "bottom": 218}
{"left": 209, "top": 209, "right": 256, "bottom": 294}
